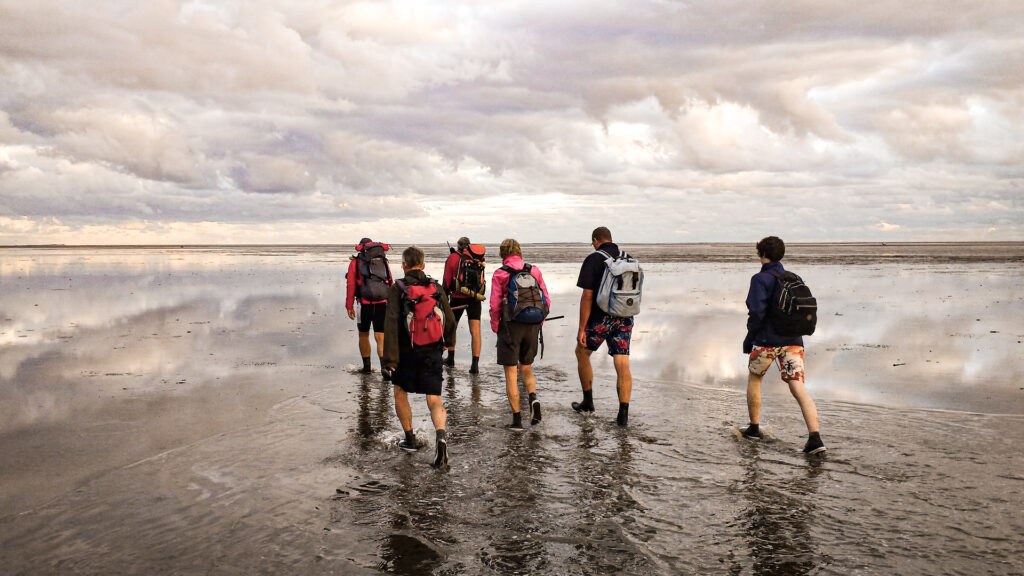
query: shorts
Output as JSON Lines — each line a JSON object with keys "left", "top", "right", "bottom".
{"left": 392, "top": 345, "right": 444, "bottom": 395}
{"left": 496, "top": 321, "right": 541, "bottom": 366}
{"left": 357, "top": 302, "right": 387, "bottom": 333}
{"left": 748, "top": 346, "right": 805, "bottom": 383}
{"left": 584, "top": 315, "right": 634, "bottom": 356}
{"left": 450, "top": 297, "right": 481, "bottom": 322}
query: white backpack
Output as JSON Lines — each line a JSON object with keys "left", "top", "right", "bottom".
{"left": 595, "top": 250, "right": 642, "bottom": 317}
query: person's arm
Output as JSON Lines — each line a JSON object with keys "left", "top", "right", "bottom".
{"left": 743, "top": 275, "right": 769, "bottom": 353}
{"left": 438, "top": 285, "right": 457, "bottom": 347}
{"left": 383, "top": 286, "right": 400, "bottom": 369}
{"left": 488, "top": 269, "right": 504, "bottom": 333}
{"left": 578, "top": 289, "right": 593, "bottom": 348}
{"left": 346, "top": 258, "right": 358, "bottom": 319}
{"left": 442, "top": 253, "right": 458, "bottom": 292}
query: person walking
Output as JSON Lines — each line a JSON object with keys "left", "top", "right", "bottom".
{"left": 741, "top": 236, "right": 826, "bottom": 454}
{"left": 489, "top": 239, "right": 551, "bottom": 431}
{"left": 572, "top": 226, "right": 635, "bottom": 426}
{"left": 443, "top": 237, "right": 486, "bottom": 374}
{"left": 346, "top": 238, "right": 394, "bottom": 379}
{"left": 383, "top": 246, "right": 457, "bottom": 469}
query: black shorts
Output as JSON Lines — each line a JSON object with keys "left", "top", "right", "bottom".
{"left": 357, "top": 302, "right": 387, "bottom": 333}
{"left": 451, "top": 297, "right": 482, "bottom": 322}
{"left": 496, "top": 321, "right": 541, "bottom": 366}
{"left": 391, "top": 345, "right": 444, "bottom": 396}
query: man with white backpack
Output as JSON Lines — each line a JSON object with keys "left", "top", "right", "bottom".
{"left": 572, "top": 227, "right": 643, "bottom": 426}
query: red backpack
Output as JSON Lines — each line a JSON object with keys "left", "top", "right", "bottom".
{"left": 396, "top": 279, "right": 445, "bottom": 346}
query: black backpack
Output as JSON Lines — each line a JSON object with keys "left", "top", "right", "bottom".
{"left": 453, "top": 245, "right": 486, "bottom": 299}
{"left": 768, "top": 270, "right": 817, "bottom": 336}
{"left": 356, "top": 243, "right": 392, "bottom": 301}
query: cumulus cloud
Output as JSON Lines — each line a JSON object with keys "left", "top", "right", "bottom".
{"left": 1, "top": 0, "right": 1023, "bottom": 243}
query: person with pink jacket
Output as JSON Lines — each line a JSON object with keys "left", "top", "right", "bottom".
{"left": 489, "top": 238, "right": 552, "bottom": 431}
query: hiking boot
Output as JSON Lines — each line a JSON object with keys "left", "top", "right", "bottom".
{"left": 803, "top": 433, "right": 827, "bottom": 455}
{"left": 530, "top": 400, "right": 542, "bottom": 425}
{"left": 358, "top": 366, "right": 372, "bottom": 374}
{"left": 571, "top": 401, "right": 594, "bottom": 413}
{"left": 381, "top": 368, "right": 392, "bottom": 381}
{"left": 740, "top": 425, "right": 764, "bottom": 440}
{"left": 445, "top": 353, "right": 455, "bottom": 367}
{"left": 432, "top": 440, "right": 450, "bottom": 470}
{"left": 396, "top": 438, "right": 421, "bottom": 452}
{"left": 616, "top": 412, "right": 628, "bottom": 427}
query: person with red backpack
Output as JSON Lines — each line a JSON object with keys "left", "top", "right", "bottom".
{"left": 442, "top": 236, "right": 486, "bottom": 374}
{"left": 383, "top": 246, "right": 457, "bottom": 469}
{"left": 489, "top": 238, "right": 551, "bottom": 431}
{"left": 346, "top": 238, "right": 394, "bottom": 379}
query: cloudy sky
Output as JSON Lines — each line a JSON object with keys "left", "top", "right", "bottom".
{"left": 1, "top": 1, "right": 1022, "bottom": 244}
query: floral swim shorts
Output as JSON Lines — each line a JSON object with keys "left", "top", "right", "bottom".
{"left": 585, "top": 315, "right": 634, "bottom": 356}
{"left": 748, "top": 346, "right": 805, "bottom": 383}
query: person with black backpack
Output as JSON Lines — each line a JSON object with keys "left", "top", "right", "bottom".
{"left": 383, "top": 246, "right": 457, "bottom": 469}
{"left": 345, "top": 237, "right": 394, "bottom": 379}
{"left": 488, "top": 238, "right": 551, "bottom": 431}
{"left": 442, "top": 236, "right": 486, "bottom": 374}
{"left": 741, "top": 236, "right": 827, "bottom": 455}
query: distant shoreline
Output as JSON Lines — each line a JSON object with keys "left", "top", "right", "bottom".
{"left": 3, "top": 242, "right": 1023, "bottom": 264}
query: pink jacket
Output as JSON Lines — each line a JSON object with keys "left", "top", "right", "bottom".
{"left": 489, "top": 254, "right": 551, "bottom": 333}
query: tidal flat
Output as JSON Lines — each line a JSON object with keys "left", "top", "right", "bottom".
{"left": 1, "top": 244, "right": 1022, "bottom": 575}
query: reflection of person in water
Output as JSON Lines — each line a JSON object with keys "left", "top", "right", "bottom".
{"left": 354, "top": 377, "right": 394, "bottom": 452}
{"left": 567, "top": 428, "right": 648, "bottom": 572}
{"left": 481, "top": 432, "right": 549, "bottom": 572}
{"left": 735, "top": 457, "right": 827, "bottom": 576}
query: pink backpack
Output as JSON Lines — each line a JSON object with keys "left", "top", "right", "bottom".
{"left": 396, "top": 280, "right": 445, "bottom": 346}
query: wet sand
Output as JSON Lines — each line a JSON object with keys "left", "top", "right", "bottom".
{"left": 1, "top": 245, "right": 1023, "bottom": 574}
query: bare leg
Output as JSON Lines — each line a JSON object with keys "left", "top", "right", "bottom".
{"left": 373, "top": 332, "right": 384, "bottom": 359}
{"left": 575, "top": 345, "right": 593, "bottom": 392}
{"left": 426, "top": 395, "right": 447, "bottom": 431}
{"left": 358, "top": 332, "right": 371, "bottom": 358}
{"left": 786, "top": 379, "right": 820, "bottom": 433}
{"left": 504, "top": 365, "right": 520, "bottom": 413}
{"left": 746, "top": 372, "right": 763, "bottom": 425}
{"left": 393, "top": 386, "right": 413, "bottom": 431}
{"left": 520, "top": 363, "right": 536, "bottom": 395}
{"left": 469, "top": 319, "right": 482, "bottom": 357}
{"left": 612, "top": 355, "right": 632, "bottom": 403}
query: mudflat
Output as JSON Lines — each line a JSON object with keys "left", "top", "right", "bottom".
{"left": 1, "top": 244, "right": 1022, "bottom": 574}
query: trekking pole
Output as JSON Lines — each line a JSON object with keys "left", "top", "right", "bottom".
{"left": 451, "top": 304, "right": 469, "bottom": 311}
{"left": 545, "top": 315, "right": 565, "bottom": 321}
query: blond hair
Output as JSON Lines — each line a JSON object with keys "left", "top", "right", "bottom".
{"left": 499, "top": 238, "right": 522, "bottom": 258}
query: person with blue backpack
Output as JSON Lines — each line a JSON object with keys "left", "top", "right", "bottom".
{"left": 741, "top": 236, "right": 826, "bottom": 455}
{"left": 488, "top": 238, "right": 551, "bottom": 431}
{"left": 572, "top": 227, "right": 642, "bottom": 426}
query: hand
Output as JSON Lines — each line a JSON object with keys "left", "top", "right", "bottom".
{"left": 347, "top": 309, "right": 355, "bottom": 320}
{"left": 577, "top": 329, "right": 587, "bottom": 349}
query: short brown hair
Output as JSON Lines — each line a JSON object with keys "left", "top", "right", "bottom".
{"left": 403, "top": 245, "right": 425, "bottom": 268}
{"left": 499, "top": 238, "right": 522, "bottom": 259}
{"left": 592, "top": 226, "right": 612, "bottom": 242}
{"left": 457, "top": 236, "right": 470, "bottom": 248}
{"left": 756, "top": 236, "right": 785, "bottom": 262}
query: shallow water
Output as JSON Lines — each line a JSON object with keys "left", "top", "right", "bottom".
{"left": 1, "top": 246, "right": 1022, "bottom": 575}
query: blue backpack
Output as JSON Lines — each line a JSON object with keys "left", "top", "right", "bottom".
{"left": 500, "top": 264, "right": 549, "bottom": 324}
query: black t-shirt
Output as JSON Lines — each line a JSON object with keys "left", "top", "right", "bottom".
{"left": 577, "top": 242, "right": 619, "bottom": 324}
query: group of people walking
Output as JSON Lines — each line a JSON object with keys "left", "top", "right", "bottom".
{"left": 345, "top": 228, "right": 826, "bottom": 470}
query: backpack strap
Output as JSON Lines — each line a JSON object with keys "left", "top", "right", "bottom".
{"left": 596, "top": 249, "right": 613, "bottom": 260}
